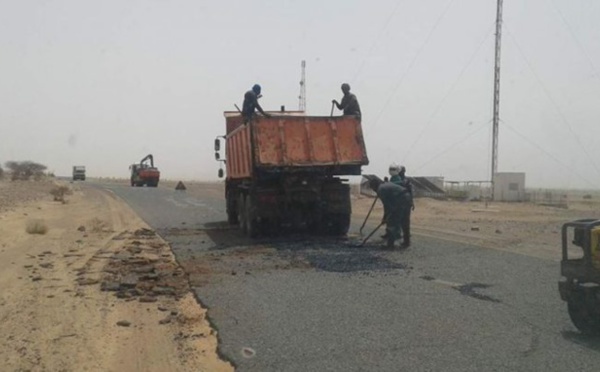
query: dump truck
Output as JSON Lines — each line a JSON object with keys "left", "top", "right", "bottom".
{"left": 72, "top": 166, "right": 86, "bottom": 181}
{"left": 214, "top": 112, "right": 369, "bottom": 237}
{"left": 559, "top": 219, "right": 600, "bottom": 334}
{"left": 130, "top": 154, "right": 160, "bottom": 187}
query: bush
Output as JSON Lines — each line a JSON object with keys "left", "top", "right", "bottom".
{"left": 26, "top": 219, "right": 48, "bottom": 235}
{"left": 50, "top": 185, "right": 72, "bottom": 203}
{"left": 5, "top": 161, "right": 47, "bottom": 181}
{"left": 89, "top": 217, "right": 108, "bottom": 233}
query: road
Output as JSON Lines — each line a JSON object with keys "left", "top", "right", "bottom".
{"left": 94, "top": 181, "right": 600, "bottom": 371}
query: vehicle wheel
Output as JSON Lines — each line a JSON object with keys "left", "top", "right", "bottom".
{"left": 226, "top": 192, "right": 238, "bottom": 225}
{"left": 131, "top": 180, "right": 135, "bottom": 187}
{"left": 237, "top": 194, "right": 247, "bottom": 234}
{"left": 245, "top": 196, "right": 259, "bottom": 238}
{"left": 568, "top": 293, "right": 600, "bottom": 335}
{"left": 323, "top": 213, "right": 351, "bottom": 236}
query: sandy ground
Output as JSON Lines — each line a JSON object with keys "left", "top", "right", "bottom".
{"left": 0, "top": 179, "right": 232, "bottom": 372}
{"left": 353, "top": 194, "right": 600, "bottom": 261}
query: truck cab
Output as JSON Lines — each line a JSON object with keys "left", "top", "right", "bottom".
{"left": 72, "top": 166, "right": 86, "bottom": 181}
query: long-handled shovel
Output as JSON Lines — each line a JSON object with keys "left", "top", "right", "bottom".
{"left": 359, "top": 221, "right": 385, "bottom": 247}
{"left": 359, "top": 196, "right": 379, "bottom": 236}
{"left": 330, "top": 101, "right": 335, "bottom": 117}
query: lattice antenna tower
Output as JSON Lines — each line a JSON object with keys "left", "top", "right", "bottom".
{"left": 299, "top": 60, "right": 306, "bottom": 112}
{"left": 491, "top": 0, "right": 503, "bottom": 199}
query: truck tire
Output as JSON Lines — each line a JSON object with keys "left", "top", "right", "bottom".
{"left": 324, "top": 213, "right": 351, "bottom": 236}
{"left": 237, "top": 194, "right": 247, "bottom": 234}
{"left": 245, "top": 196, "right": 259, "bottom": 238}
{"left": 226, "top": 192, "right": 238, "bottom": 225}
{"left": 568, "top": 292, "right": 600, "bottom": 335}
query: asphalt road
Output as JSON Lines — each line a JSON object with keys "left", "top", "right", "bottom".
{"left": 94, "top": 182, "right": 600, "bottom": 372}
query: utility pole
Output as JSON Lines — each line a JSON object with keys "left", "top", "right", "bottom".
{"left": 491, "top": 0, "right": 503, "bottom": 200}
{"left": 299, "top": 60, "right": 306, "bottom": 112}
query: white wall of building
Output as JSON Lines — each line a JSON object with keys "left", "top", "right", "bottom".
{"left": 494, "top": 172, "right": 526, "bottom": 201}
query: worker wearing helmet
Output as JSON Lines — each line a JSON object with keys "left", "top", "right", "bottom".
{"left": 378, "top": 163, "right": 412, "bottom": 248}
{"left": 332, "top": 83, "right": 361, "bottom": 119}
{"left": 390, "top": 164, "right": 414, "bottom": 248}
{"left": 242, "top": 84, "right": 271, "bottom": 123}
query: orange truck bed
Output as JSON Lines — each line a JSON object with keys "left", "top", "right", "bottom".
{"left": 224, "top": 113, "right": 368, "bottom": 179}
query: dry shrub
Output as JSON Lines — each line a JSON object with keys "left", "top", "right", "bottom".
{"left": 50, "top": 185, "right": 72, "bottom": 203}
{"left": 89, "top": 217, "right": 108, "bottom": 233}
{"left": 26, "top": 219, "right": 48, "bottom": 235}
{"left": 5, "top": 161, "right": 47, "bottom": 181}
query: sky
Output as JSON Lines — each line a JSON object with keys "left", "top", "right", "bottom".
{"left": 1, "top": 0, "right": 600, "bottom": 189}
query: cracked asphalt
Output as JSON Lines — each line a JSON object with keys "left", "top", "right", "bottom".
{"left": 94, "top": 182, "right": 600, "bottom": 371}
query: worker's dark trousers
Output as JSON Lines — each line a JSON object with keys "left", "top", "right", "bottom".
{"left": 400, "top": 209, "right": 411, "bottom": 245}
{"left": 385, "top": 209, "right": 403, "bottom": 241}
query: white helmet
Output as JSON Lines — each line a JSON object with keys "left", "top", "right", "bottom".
{"left": 389, "top": 163, "right": 400, "bottom": 176}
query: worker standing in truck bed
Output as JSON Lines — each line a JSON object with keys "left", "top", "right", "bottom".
{"left": 332, "top": 83, "right": 361, "bottom": 119}
{"left": 242, "top": 84, "right": 271, "bottom": 122}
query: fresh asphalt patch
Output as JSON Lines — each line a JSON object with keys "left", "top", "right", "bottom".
{"left": 159, "top": 223, "right": 409, "bottom": 276}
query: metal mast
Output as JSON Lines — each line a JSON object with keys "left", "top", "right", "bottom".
{"left": 299, "top": 60, "right": 306, "bottom": 112}
{"left": 491, "top": 0, "right": 503, "bottom": 199}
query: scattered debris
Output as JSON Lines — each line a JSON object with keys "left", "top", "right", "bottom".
{"left": 116, "top": 320, "right": 131, "bottom": 327}
{"left": 77, "top": 225, "right": 86, "bottom": 232}
{"left": 95, "top": 229, "right": 187, "bottom": 302}
{"left": 175, "top": 181, "right": 187, "bottom": 191}
{"left": 159, "top": 316, "right": 172, "bottom": 325}
{"left": 471, "top": 226, "right": 480, "bottom": 232}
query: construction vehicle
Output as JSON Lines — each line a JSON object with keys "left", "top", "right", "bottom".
{"left": 72, "top": 166, "right": 86, "bottom": 181}
{"left": 559, "top": 219, "right": 600, "bottom": 334}
{"left": 129, "top": 154, "right": 160, "bottom": 187}
{"left": 214, "top": 112, "right": 369, "bottom": 237}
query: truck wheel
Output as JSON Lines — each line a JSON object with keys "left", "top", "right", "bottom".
{"left": 226, "top": 192, "right": 238, "bottom": 225}
{"left": 568, "top": 295, "right": 600, "bottom": 335}
{"left": 325, "top": 213, "right": 351, "bottom": 236}
{"left": 237, "top": 194, "right": 247, "bottom": 234}
{"left": 245, "top": 196, "right": 259, "bottom": 238}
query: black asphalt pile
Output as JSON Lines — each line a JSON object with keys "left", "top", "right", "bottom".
{"left": 100, "top": 228, "right": 188, "bottom": 301}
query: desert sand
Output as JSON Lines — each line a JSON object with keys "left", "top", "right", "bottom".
{"left": 0, "top": 179, "right": 232, "bottom": 372}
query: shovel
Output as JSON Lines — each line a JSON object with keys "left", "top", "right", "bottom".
{"left": 359, "top": 221, "right": 385, "bottom": 247}
{"left": 359, "top": 196, "right": 379, "bottom": 236}
{"left": 330, "top": 101, "right": 335, "bottom": 117}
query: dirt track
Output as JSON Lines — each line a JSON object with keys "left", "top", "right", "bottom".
{"left": 0, "top": 180, "right": 232, "bottom": 372}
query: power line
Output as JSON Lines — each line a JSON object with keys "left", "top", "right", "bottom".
{"left": 352, "top": 0, "right": 404, "bottom": 83}
{"left": 402, "top": 21, "right": 496, "bottom": 164}
{"left": 504, "top": 24, "right": 600, "bottom": 180}
{"left": 413, "top": 120, "right": 489, "bottom": 173}
{"left": 370, "top": 0, "right": 456, "bottom": 130}
{"left": 502, "top": 121, "right": 596, "bottom": 187}
{"left": 548, "top": 0, "right": 600, "bottom": 81}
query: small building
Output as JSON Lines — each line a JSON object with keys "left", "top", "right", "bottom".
{"left": 493, "top": 172, "right": 526, "bottom": 201}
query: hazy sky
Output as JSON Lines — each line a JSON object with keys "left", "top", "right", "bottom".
{"left": 1, "top": 0, "right": 599, "bottom": 189}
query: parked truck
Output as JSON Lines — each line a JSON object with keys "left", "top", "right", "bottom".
{"left": 559, "top": 219, "right": 600, "bottom": 334}
{"left": 214, "top": 112, "right": 369, "bottom": 237}
{"left": 72, "top": 166, "right": 86, "bottom": 181}
{"left": 130, "top": 154, "right": 160, "bottom": 187}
